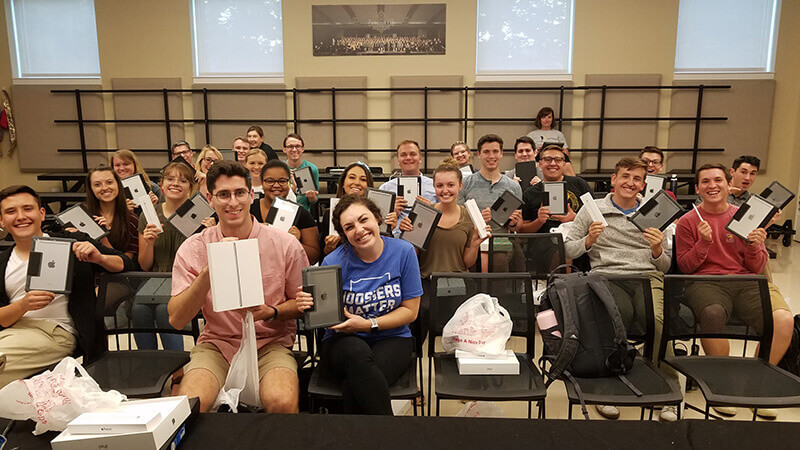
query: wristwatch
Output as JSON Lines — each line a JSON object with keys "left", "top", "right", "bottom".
{"left": 369, "top": 318, "right": 379, "bottom": 333}
{"left": 264, "top": 305, "right": 278, "bottom": 324}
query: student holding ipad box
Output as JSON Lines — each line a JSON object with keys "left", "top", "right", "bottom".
{"left": 251, "top": 160, "right": 321, "bottom": 265}
{"left": 110, "top": 149, "right": 161, "bottom": 206}
{"left": 296, "top": 194, "right": 422, "bottom": 415}
{"left": 84, "top": 166, "right": 140, "bottom": 261}
{"left": 133, "top": 161, "right": 215, "bottom": 351}
{"left": 0, "top": 185, "right": 134, "bottom": 387}
{"left": 676, "top": 163, "right": 791, "bottom": 420}
{"left": 283, "top": 134, "right": 319, "bottom": 212}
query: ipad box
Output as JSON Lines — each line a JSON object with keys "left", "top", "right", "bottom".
{"left": 455, "top": 349, "right": 520, "bottom": 375}
{"left": 515, "top": 161, "right": 538, "bottom": 187}
{"left": 207, "top": 238, "right": 265, "bottom": 312}
{"left": 397, "top": 176, "right": 421, "bottom": 206}
{"left": 643, "top": 174, "right": 666, "bottom": 202}
{"left": 265, "top": 197, "right": 301, "bottom": 233}
{"left": 490, "top": 190, "right": 523, "bottom": 227}
{"left": 168, "top": 192, "right": 214, "bottom": 238}
{"left": 52, "top": 396, "right": 192, "bottom": 450}
{"left": 460, "top": 165, "right": 474, "bottom": 177}
{"left": 628, "top": 190, "right": 683, "bottom": 233}
{"left": 366, "top": 188, "right": 396, "bottom": 235}
{"left": 302, "top": 265, "right": 345, "bottom": 329}
{"left": 26, "top": 236, "right": 75, "bottom": 294}
{"left": 542, "top": 181, "right": 567, "bottom": 215}
{"left": 760, "top": 180, "right": 796, "bottom": 210}
{"left": 400, "top": 202, "right": 442, "bottom": 250}
{"left": 121, "top": 173, "right": 150, "bottom": 205}
{"left": 293, "top": 166, "right": 318, "bottom": 193}
{"left": 725, "top": 194, "right": 778, "bottom": 241}
{"left": 465, "top": 199, "right": 489, "bottom": 240}
{"left": 55, "top": 203, "right": 109, "bottom": 241}
{"left": 328, "top": 197, "right": 340, "bottom": 237}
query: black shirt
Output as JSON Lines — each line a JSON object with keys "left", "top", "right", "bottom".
{"left": 250, "top": 199, "right": 317, "bottom": 230}
{"left": 522, "top": 175, "right": 592, "bottom": 232}
{"left": 259, "top": 142, "right": 279, "bottom": 161}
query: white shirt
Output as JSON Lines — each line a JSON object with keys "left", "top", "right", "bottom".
{"left": 5, "top": 241, "right": 76, "bottom": 334}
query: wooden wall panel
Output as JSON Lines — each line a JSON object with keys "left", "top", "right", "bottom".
{"left": 112, "top": 78, "right": 184, "bottom": 170}
{"left": 668, "top": 80, "right": 775, "bottom": 172}
{"left": 295, "top": 76, "right": 367, "bottom": 170}
{"left": 191, "top": 83, "right": 287, "bottom": 155}
{"left": 391, "top": 75, "right": 463, "bottom": 171}
{"left": 13, "top": 84, "right": 107, "bottom": 171}
{"left": 581, "top": 74, "right": 662, "bottom": 172}
{"left": 473, "top": 81, "right": 573, "bottom": 172}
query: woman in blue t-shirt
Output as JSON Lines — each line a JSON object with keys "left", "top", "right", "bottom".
{"left": 296, "top": 194, "right": 422, "bottom": 415}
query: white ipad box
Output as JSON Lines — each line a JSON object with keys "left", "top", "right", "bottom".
{"left": 207, "top": 238, "right": 265, "bottom": 312}
{"left": 55, "top": 203, "right": 108, "bottom": 241}
{"left": 328, "top": 197, "right": 340, "bottom": 237}
{"left": 53, "top": 396, "right": 191, "bottom": 450}
{"left": 579, "top": 192, "right": 608, "bottom": 227}
{"left": 397, "top": 176, "right": 421, "bottom": 207}
{"left": 139, "top": 196, "right": 163, "bottom": 233}
{"left": 121, "top": 173, "right": 149, "bottom": 206}
{"left": 366, "top": 188, "right": 396, "bottom": 235}
{"left": 643, "top": 174, "right": 666, "bottom": 203}
{"left": 455, "top": 349, "right": 520, "bottom": 375}
{"left": 26, "top": 237, "right": 75, "bottom": 294}
{"left": 726, "top": 194, "right": 778, "bottom": 241}
{"left": 543, "top": 181, "right": 567, "bottom": 215}
{"left": 265, "top": 197, "right": 301, "bottom": 233}
{"left": 465, "top": 199, "right": 489, "bottom": 239}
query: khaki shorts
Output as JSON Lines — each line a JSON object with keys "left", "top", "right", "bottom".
{"left": 184, "top": 342, "right": 297, "bottom": 388}
{"left": 684, "top": 280, "right": 789, "bottom": 332}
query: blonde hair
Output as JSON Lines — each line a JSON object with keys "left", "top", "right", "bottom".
{"left": 433, "top": 157, "right": 463, "bottom": 183}
{"left": 196, "top": 145, "right": 223, "bottom": 173}
{"left": 245, "top": 148, "right": 267, "bottom": 163}
{"left": 111, "top": 149, "right": 151, "bottom": 185}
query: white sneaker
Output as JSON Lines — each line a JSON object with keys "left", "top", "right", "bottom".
{"left": 712, "top": 406, "right": 738, "bottom": 416}
{"left": 659, "top": 405, "right": 678, "bottom": 422}
{"left": 752, "top": 408, "right": 777, "bottom": 419}
{"left": 595, "top": 404, "right": 620, "bottom": 419}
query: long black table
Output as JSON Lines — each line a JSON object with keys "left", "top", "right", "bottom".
{"left": 6, "top": 413, "right": 800, "bottom": 449}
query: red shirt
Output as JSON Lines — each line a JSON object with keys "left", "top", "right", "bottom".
{"left": 675, "top": 204, "right": 767, "bottom": 275}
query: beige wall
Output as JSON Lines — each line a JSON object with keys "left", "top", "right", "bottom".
{"left": 0, "top": 0, "right": 797, "bottom": 217}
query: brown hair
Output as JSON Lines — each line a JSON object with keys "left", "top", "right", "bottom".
{"left": 396, "top": 139, "right": 421, "bottom": 152}
{"left": 477, "top": 134, "right": 503, "bottom": 152}
{"left": 433, "top": 157, "right": 463, "bottom": 183}
{"left": 695, "top": 163, "right": 731, "bottom": 186}
{"left": 247, "top": 125, "right": 264, "bottom": 137}
{"left": 85, "top": 166, "right": 132, "bottom": 251}
{"left": 0, "top": 185, "right": 41, "bottom": 210}
{"left": 283, "top": 133, "right": 305, "bottom": 147}
{"left": 111, "top": 149, "right": 152, "bottom": 186}
{"left": 161, "top": 161, "right": 197, "bottom": 194}
{"left": 639, "top": 146, "right": 664, "bottom": 161}
{"left": 206, "top": 160, "right": 252, "bottom": 193}
{"left": 335, "top": 162, "right": 374, "bottom": 198}
{"left": 534, "top": 107, "right": 556, "bottom": 129}
{"left": 245, "top": 148, "right": 267, "bottom": 163}
{"left": 331, "top": 194, "right": 384, "bottom": 238}
{"left": 614, "top": 157, "right": 648, "bottom": 175}
{"left": 450, "top": 141, "right": 469, "bottom": 155}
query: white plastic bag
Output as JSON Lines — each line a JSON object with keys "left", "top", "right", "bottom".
{"left": 442, "top": 293, "right": 513, "bottom": 356}
{"left": 0, "top": 357, "right": 126, "bottom": 435}
{"left": 213, "top": 311, "right": 262, "bottom": 411}
{"left": 456, "top": 401, "right": 506, "bottom": 418}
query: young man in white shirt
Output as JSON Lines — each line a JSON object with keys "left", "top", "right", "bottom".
{"left": 0, "top": 185, "right": 132, "bottom": 387}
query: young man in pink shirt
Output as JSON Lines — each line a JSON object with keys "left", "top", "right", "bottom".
{"left": 168, "top": 161, "right": 309, "bottom": 413}
{"left": 675, "top": 163, "right": 793, "bottom": 418}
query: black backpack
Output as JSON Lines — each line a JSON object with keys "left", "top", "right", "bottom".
{"left": 538, "top": 265, "right": 639, "bottom": 419}
{"left": 778, "top": 315, "right": 800, "bottom": 376}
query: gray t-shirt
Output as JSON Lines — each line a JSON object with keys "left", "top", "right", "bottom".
{"left": 527, "top": 129, "right": 568, "bottom": 149}
{"left": 458, "top": 171, "right": 523, "bottom": 233}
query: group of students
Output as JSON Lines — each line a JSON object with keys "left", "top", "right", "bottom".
{"left": 0, "top": 119, "right": 792, "bottom": 421}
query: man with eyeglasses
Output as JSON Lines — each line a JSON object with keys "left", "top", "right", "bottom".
{"left": 168, "top": 160, "right": 309, "bottom": 413}
{"left": 519, "top": 144, "right": 592, "bottom": 233}
{"left": 639, "top": 146, "right": 677, "bottom": 201}
{"left": 171, "top": 141, "right": 195, "bottom": 167}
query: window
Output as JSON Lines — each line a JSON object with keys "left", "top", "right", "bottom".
{"left": 476, "top": 0, "right": 574, "bottom": 77}
{"left": 675, "top": 0, "right": 781, "bottom": 74}
{"left": 191, "top": 0, "right": 284, "bottom": 79}
{"left": 6, "top": 0, "right": 101, "bottom": 79}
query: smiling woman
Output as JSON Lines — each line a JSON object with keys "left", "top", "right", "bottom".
{"left": 84, "top": 166, "right": 139, "bottom": 259}
{"left": 295, "top": 193, "right": 422, "bottom": 415}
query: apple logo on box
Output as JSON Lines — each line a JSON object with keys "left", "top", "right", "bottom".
{"left": 47, "top": 260, "right": 56, "bottom": 269}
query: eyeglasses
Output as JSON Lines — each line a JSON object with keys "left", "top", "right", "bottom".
{"left": 263, "top": 178, "right": 290, "bottom": 186}
{"left": 284, "top": 145, "right": 303, "bottom": 150}
{"left": 163, "top": 176, "right": 190, "bottom": 185}
{"left": 212, "top": 189, "right": 250, "bottom": 203}
{"left": 642, "top": 158, "right": 662, "bottom": 166}
{"left": 541, "top": 156, "right": 565, "bottom": 164}
{"left": 173, "top": 149, "right": 192, "bottom": 157}
{"left": 201, "top": 157, "right": 219, "bottom": 164}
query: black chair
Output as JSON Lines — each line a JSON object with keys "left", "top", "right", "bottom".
{"left": 548, "top": 274, "right": 683, "bottom": 420}
{"left": 306, "top": 329, "right": 421, "bottom": 416}
{"left": 427, "top": 272, "right": 546, "bottom": 417}
{"left": 488, "top": 233, "right": 565, "bottom": 289}
{"left": 84, "top": 272, "right": 199, "bottom": 398}
{"left": 661, "top": 274, "right": 800, "bottom": 419}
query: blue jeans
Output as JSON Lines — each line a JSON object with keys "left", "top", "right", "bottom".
{"left": 131, "top": 303, "right": 184, "bottom": 351}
